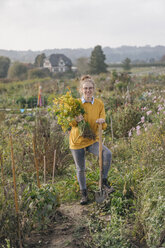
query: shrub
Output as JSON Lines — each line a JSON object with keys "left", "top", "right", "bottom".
{"left": 106, "top": 104, "right": 142, "bottom": 138}
{"left": 28, "top": 68, "right": 50, "bottom": 79}
{"left": 130, "top": 124, "right": 165, "bottom": 167}
{"left": 8, "top": 62, "right": 28, "bottom": 80}
{"left": 22, "top": 183, "right": 60, "bottom": 230}
{"left": 33, "top": 110, "right": 72, "bottom": 174}
{"left": 0, "top": 192, "right": 19, "bottom": 247}
{"left": 16, "top": 96, "right": 26, "bottom": 108}
{"left": 132, "top": 168, "right": 165, "bottom": 248}
{"left": 88, "top": 207, "right": 131, "bottom": 248}
{"left": 114, "top": 80, "right": 128, "bottom": 92}
{"left": 26, "top": 96, "right": 38, "bottom": 108}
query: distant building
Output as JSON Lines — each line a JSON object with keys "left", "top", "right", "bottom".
{"left": 43, "top": 54, "right": 72, "bottom": 73}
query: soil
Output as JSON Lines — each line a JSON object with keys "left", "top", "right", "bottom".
{"left": 24, "top": 202, "right": 92, "bottom": 248}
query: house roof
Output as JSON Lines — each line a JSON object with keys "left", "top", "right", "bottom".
{"left": 47, "top": 54, "right": 72, "bottom": 67}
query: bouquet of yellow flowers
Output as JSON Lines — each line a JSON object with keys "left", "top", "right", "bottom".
{"left": 52, "top": 91, "right": 96, "bottom": 139}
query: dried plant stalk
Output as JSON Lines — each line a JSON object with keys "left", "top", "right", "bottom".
{"left": 10, "top": 135, "right": 22, "bottom": 248}
{"left": 52, "top": 150, "right": 56, "bottom": 184}
{"left": 0, "top": 151, "right": 6, "bottom": 197}
{"left": 32, "top": 135, "right": 40, "bottom": 188}
{"left": 10, "top": 135, "right": 19, "bottom": 213}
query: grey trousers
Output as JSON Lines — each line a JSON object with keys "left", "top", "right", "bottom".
{"left": 71, "top": 142, "right": 112, "bottom": 190}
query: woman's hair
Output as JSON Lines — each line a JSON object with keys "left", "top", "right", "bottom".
{"left": 79, "top": 75, "right": 95, "bottom": 93}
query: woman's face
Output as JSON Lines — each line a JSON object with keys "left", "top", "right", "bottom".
{"left": 82, "top": 81, "right": 94, "bottom": 101}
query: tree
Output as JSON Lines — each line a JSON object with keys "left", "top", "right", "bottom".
{"left": 89, "top": 45, "right": 107, "bottom": 74}
{"left": 28, "top": 68, "right": 50, "bottom": 79}
{"left": 8, "top": 62, "right": 28, "bottom": 80}
{"left": 0, "top": 56, "right": 11, "bottom": 78}
{"left": 122, "top": 58, "right": 131, "bottom": 71}
{"left": 76, "top": 57, "right": 89, "bottom": 75}
{"left": 160, "top": 54, "right": 165, "bottom": 63}
{"left": 34, "top": 53, "right": 46, "bottom": 67}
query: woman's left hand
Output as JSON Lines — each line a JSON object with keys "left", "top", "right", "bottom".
{"left": 96, "top": 118, "right": 105, "bottom": 124}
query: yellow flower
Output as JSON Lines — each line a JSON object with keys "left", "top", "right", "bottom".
{"left": 51, "top": 91, "right": 85, "bottom": 132}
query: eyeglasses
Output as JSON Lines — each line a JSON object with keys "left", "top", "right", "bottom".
{"left": 83, "top": 87, "right": 94, "bottom": 90}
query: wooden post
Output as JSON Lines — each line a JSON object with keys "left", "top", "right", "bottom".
{"left": 110, "top": 116, "right": 114, "bottom": 143}
{"left": 44, "top": 155, "right": 46, "bottom": 184}
{"left": 52, "top": 150, "right": 56, "bottom": 184}
{"left": 10, "top": 135, "right": 22, "bottom": 248}
{"left": 32, "top": 135, "right": 40, "bottom": 188}
{"left": 99, "top": 124, "right": 103, "bottom": 190}
{"left": 0, "top": 151, "right": 6, "bottom": 197}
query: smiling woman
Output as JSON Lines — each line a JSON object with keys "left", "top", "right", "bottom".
{"left": 70, "top": 75, "right": 115, "bottom": 205}
{"left": 80, "top": 75, "right": 95, "bottom": 103}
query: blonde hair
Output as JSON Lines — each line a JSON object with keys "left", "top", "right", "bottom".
{"left": 79, "top": 75, "right": 95, "bottom": 94}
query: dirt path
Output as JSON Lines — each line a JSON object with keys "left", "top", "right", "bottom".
{"left": 46, "top": 203, "right": 91, "bottom": 248}
{"left": 25, "top": 202, "right": 92, "bottom": 248}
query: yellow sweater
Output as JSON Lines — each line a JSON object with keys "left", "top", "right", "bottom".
{"left": 69, "top": 98, "right": 107, "bottom": 149}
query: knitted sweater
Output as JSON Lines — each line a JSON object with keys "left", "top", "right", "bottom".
{"left": 69, "top": 98, "right": 107, "bottom": 149}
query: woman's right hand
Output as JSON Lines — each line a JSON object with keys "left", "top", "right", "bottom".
{"left": 75, "top": 114, "right": 84, "bottom": 122}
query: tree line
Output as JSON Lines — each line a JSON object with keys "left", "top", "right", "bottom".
{"left": 0, "top": 52, "right": 51, "bottom": 80}
{"left": 1, "top": 45, "right": 165, "bottom": 80}
{"left": 0, "top": 45, "right": 108, "bottom": 80}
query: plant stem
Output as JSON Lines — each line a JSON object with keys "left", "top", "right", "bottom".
{"left": 10, "top": 135, "right": 22, "bottom": 248}
{"left": 32, "top": 134, "right": 40, "bottom": 188}
{"left": 52, "top": 150, "right": 56, "bottom": 184}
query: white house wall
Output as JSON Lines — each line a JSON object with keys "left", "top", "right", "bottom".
{"left": 43, "top": 57, "right": 71, "bottom": 73}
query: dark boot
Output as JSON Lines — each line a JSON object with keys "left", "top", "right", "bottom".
{"left": 102, "top": 178, "right": 115, "bottom": 194}
{"left": 80, "top": 189, "right": 88, "bottom": 205}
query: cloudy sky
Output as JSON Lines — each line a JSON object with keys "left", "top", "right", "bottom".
{"left": 0, "top": 0, "right": 164, "bottom": 51}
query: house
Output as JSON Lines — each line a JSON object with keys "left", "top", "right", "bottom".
{"left": 43, "top": 54, "right": 72, "bottom": 73}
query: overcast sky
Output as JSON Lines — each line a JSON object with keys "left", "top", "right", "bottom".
{"left": 0, "top": 0, "right": 165, "bottom": 51}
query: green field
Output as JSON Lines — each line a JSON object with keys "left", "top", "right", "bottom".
{"left": 0, "top": 70, "right": 165, "bottom": 247}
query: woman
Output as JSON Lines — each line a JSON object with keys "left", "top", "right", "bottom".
{"left": 69, "top": 75, "right": 115, "bottom": 204}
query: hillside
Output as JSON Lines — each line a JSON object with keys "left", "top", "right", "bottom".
{"left": 0, "top": 45, "right": 165, "bottom": 64}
